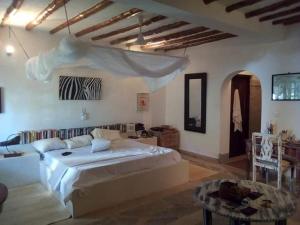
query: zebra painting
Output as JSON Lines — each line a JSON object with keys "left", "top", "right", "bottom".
{"left": 59, "top": 76, "right": 102, "bottom": 100}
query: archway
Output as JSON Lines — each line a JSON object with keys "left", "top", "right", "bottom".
{"left": 219, "top": 70, "right": 262, "bottom": 161}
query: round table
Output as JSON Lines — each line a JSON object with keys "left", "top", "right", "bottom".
{"left": 194, "top": 179, "right": 296, "bottom": 225}
{"left": 0, "top": 183, "right": 8, "bottom": 213}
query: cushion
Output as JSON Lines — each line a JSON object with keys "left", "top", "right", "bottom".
{"left": 91, "top": 128, "right": 121, "bottom": 141}
{"left": 64, "top": 135, "right": 92, "bottom": 149}
{"left": 91, "top": 138, "right": 111, "bottom": 153}
{"left": 32, "top": 138, "right": 66, "bottom": 153}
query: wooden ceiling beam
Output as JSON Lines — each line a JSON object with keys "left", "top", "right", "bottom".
{"left": 245, "top": 0, "right": 300, "bottom": 18}
{"left": 284, "top": 16, "right": 300, "bottom": 25}
{"left": 110, "top": 21, "right": 189, "bottom": 45}
{"left": 143, "top": 30, "right": 222, "bottom": 49}
{"left": 203, "top": 0, "right": 219, "bottom": 4}
{"left": 127, "top": 26, "right": 209, "bottom": 47}
{"left": 91, "top": 15, "right": 166, "bottom": 40}
{"left": 0, "top": 0, "right": 24, "bottom": 26}
{"left": 26, "top": 0, "right": 70, "bottom": 31}
{"left": 75, "top": 8, "right": 142, "bottom": 37}
{"left": 156, "top": 33, "right": 236, "bottom": 52}
{"left": 259, "top": 6, "right": 300, "bottom": 22}
{"left": 273, "top": 14, "right": 300, "bottom": 25}
{"left": 226, "top": 0, "right": 263, "bottom": 13}
{"left": 50, "top": 0, "right": 113, "bottom": 34}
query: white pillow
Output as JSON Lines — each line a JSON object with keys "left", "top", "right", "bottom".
{"left": 91, "top": 128, "right": 121, "bottom": 141}
{"left": 32, "top": 138, "right": 66, "bottom": 153}
{"left": 64, "top": 135, "right": 92, "bottom": 149}
{"left": 91, "top": 138, "right": 111, "bottom": 153}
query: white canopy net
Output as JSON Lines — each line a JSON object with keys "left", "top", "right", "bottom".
{"left": 26, "top": 37, "right": 189, "bottom": 92}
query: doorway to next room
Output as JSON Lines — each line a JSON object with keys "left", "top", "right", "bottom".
{"left": 229, "top": 73, "right": 262, "bottom": 158}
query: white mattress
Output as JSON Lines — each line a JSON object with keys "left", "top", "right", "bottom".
{"left": 41, "top": 139, "right": 181, "bottom": 202}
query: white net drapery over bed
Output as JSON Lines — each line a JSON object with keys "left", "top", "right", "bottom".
{"left": 26, "top": 37, "right": 189, "bottom": 91}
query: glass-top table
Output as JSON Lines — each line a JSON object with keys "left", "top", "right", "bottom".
{"left": 194, "top": 179, "right": 296, "bottom": 225}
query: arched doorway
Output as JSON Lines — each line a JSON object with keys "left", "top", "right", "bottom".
{"left": 220, "top": 70, "right": 262, "bottom": 160}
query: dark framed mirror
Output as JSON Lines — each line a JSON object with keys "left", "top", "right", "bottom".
{"left": 184, "top": 73, "right": 207, "bottom": 133}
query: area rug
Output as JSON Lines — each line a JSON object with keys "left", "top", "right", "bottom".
{"left": 0, "top": 183, "right": 71, "bottom": 225}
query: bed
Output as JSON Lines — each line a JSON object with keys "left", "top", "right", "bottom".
{"left": 39, "top": 138, "right": 189, "bottom": 217}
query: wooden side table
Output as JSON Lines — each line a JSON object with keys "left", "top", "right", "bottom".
{"left": 0, "top": 183, "right": 8, "bottom": 213}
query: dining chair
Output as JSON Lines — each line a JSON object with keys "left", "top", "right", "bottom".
{"left": 252, "top": 132, "right": 294, "bottom": 190}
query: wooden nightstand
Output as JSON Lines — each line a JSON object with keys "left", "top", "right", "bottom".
{"left": 136, "top": 137, "right": 157, "bottom": 146}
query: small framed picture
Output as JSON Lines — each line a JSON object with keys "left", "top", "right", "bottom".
{"left": 137, "top": 93, "right": 149, "bottom": 112}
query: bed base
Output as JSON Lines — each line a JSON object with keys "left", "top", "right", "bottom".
{"left": 40, "top": 160, "right": 189, "bottom": 218}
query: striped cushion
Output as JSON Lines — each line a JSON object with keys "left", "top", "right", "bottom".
{"left": 20, "top": 124, "right": 127, "bottom": 144}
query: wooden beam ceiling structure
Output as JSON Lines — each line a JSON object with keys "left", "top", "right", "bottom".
{"left": 203, "top": 0, "right": 219, "bottom": 4}
{"left": 127, "top": 26, "right": 209, "bottom": 47}
{"left": 155, "top": 33, "right": 237, "bottom": 52}
{"left": 110, "top": 21, "right": 189, "bottom": 45}
{"left": 91, "top": 15, "right": 166, "bottom": 40}
{"left": 245, "top": 0, "right": 300, "bottom": 18}
{"left": 75, "top": 8, "right": 142, "bottom": 37}
{"left": 226, "top": 0, "right": 263, "bottom": 13}
{"left": 0, "top": 0, "right": 24, "bottom": 26}
{"left": 50, "top": 0, "right": 113, "bottom": 34}
{"left": 26, "top": 0, "right": 70, "bottom": 31}
{"left": 259, "top": 6, "right": 300, "bottom": 21}
{"left": 142, "top": 29, "right": 221, "bottom": 49}
{"left": 273, "top": 14, "right": 300, "bottom": 25}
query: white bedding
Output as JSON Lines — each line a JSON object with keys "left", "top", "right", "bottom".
{"left": 42, "top": 139, "right": 181, "bottom": 202}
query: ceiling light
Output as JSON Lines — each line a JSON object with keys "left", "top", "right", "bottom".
{"left": 5, "top": 44, "right": 15, "bottom": 56}
{"left": 5, "top": 26, "right": 15, "bottom": 56}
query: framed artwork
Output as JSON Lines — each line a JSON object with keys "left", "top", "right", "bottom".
{"left": 137, "top": 93, "right": 149, "bottom": 112}
{"left": 272, "top": 73, "right": 300, "bottom": 101}
{"left": 59, "top": 76, "right": 102, "bottom": 100}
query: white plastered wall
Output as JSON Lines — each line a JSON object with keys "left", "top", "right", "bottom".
{"left": 165, "top": 30, "right": 300, "bottom": 158}
{"left": 0, "top": 27, "right": 166, "bottom": 140}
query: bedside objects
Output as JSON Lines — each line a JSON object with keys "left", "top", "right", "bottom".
{"left": 128, "top": 136, "right": 139, "bottom": 139}
{"left": 4, "top": 152, "right": 23, "bottom": 158}
{"left": 1, "top": 134, "right": 23, "bottom": 157}
{"left": 61, "top": 152, "right": 72, "bottom": 156}
{"left": 184, "top": 73, "right": 207, "bottom": 133}
{"left": 136, "top": 137, "right": 157, "bottom": 146}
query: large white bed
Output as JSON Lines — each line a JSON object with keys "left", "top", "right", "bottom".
{"left": 40, "top": 139, "right": 189, "bottom": 217}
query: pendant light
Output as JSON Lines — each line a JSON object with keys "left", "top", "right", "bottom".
{"left": 5, "top": 26, "right": 15, "bottom": 56}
